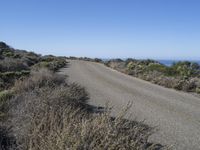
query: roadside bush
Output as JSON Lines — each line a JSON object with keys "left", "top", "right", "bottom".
{"left": 158, "top": 77, "right": 179, "bottom": 89}
{"left": 127, "top": 61, "right": 136, "bottom": 70}
{"left": 147, "top": 63, "right": 166, "bottom": 71}
{"left": 7, "top": 68, "right": 161, "bottom": 150}
{"left": 196, "top": 88, "right": 200, "bottom": 93}
{"left": 94, "top": 58, "right": 102, "bottom": 62}
{"left": 125, "top": 58, "right": 137, "bottom": 65}
{"left": 32, "top": 58, "right": 67, "bottom": 72}
{"left": 78, "top": 57, "right": 94, "bottom": 61}
{"left": 10, "top": 49, "right": 41, "bottom": 66}
{"left": 0, "top": 48, "right": 15, "bottom": 58}
{"left": 171, "top": 61, "right": 200, "bottom": 78}
{"left": 32, "top": 61, "right": 50, "bottom": 69}
{"left": 3, "top": 51, "right": 14, "bottom": 57}
{"left": 0, "top": 71, "right": 30, "bottom": 90}
{"left": 40, "top": 55, "right": 57, "bottom": 61}
{"left": 106, "top": 59, "right": 200, "bottom": 94}
{"left": 0, "top": 58, "right": 29, "bottom": 72}
{"left": 21, "top": 55, "right": 40, "bottom": 66}
{"left": 14, "top": 106, "right": 157, "bottom": 150}
{"left": 0, "top": 90, "right": 13, "bottom": 104}
{"left": 0, "top": 90, "right": 13, "bottom": 120}
{"left": 195, "top": 79, "right": 200, "bottom": 93}
{"left": 9, "top": 83, "right": 159, "bottom": 150}
{"left": 0, "top": 71, "right": 30, "bottom": 79}
{"left": 173, "top": 80, "right": 185, "bottom": 90}
{"left": 9, "top": 71, "right": 89, "bottom": 149}
{"left": 14, "top": 69, "right": 65, "bottom": 92}
{"left": 182, "top": 79, "right": 196, "bottom": 92}
{"left": 0, "top": 78, "right": 4, "bottom": 91}
{"left": 106, "top": 60, "right": 126, "bottom": 72}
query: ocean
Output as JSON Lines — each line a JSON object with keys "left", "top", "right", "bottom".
{"left": 102, "top": 58, "right": 200, "bottom": 66}
{"left": 157, "top": 60, "right": 200, "bottom": 66}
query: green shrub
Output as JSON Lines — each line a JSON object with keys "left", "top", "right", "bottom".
{"left": 13, "top": 53, "right": 21, "bottom": 58}
{"left": 3, "top": 51, "right": 14, "bottom": 57}
{"left": 146, "top": 63, "right": 166, "bottom": 72}
{"left": 171, "top": 61, "right": 200, "bottom": 78}
{"left": 33, "top": 61, "right": 50, "bottom": 69}
{"left": 0, "top": 71, "right": 30, "bottom": 79}
{"left": 0, "top": 90, "right": 13, "bottom": 100}
{"left": 196, "top": 87, "right": 200, "bottom": 93}
{"left": 0, "top": 71, "right": 30, "bottom": 90}
{"left": 0, "top": 90, "right": 13, "bottom": 120}
{"left": 125, "top": 58, "right": 137, "bottom": 65}
{"left": 140, "top": 59, "right": 158, "bottom": 66}
{"left": 41, "top": 55, "right": 56, "bottom": 62}
{"left": 107, "top": 59, "right": 200, "bottom": 94}
{"left": 127, "top": 61, "right": 136, "bottom": 70}
{"left": 0, "top": 58, "right": 29, "bottom": 72}
{"left": 32, "top": 58, "right": 66, "bottom": 71}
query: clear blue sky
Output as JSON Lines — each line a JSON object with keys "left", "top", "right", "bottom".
{"left": 1, "top": 0, "right": 200, "bottom": 59}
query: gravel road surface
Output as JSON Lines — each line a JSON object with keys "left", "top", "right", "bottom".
{"left": 60, "top": 60, "right": 200, "bottom": 150}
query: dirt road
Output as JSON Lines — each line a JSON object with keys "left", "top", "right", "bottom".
{"left": 60, "top": 60, "right": 200, "bottom": 150}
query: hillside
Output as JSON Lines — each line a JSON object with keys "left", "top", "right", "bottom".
{"left": 0, "top": 42, "right": 162, "bottom": 150}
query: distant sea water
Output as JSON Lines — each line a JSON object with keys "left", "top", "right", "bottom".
{"left": 157, "top": 60, "right": 200, "bottom": 66}
{"left": 102, "top": 58, "right": 200, "bottom": 67}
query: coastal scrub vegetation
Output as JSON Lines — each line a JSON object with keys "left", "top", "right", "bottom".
{"left": 0, "top": 42, "right": 162, "bottom": 150}
{"left": 105, "top": 58, "right": 200, "bottom": 94}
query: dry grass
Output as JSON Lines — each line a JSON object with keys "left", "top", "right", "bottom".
{"left": 13, "top": 69, "right": 66, "bottom": 92}
{"left": 1, "top": 69, "right": 163, "bottom": 150}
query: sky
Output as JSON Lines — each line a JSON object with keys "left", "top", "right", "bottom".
{"left": 0, "top": 0, "right": 200, "bottom": 60}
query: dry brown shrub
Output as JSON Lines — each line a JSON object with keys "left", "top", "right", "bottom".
{"left": 7, "top": 70, "right": 162, "bottom": 150}
{"left": 9, "top": 87, "right": 159, "bottom": 150}
{"left": 2, "top": 67, "right": 163, "bottom": 150}
{"left": 13, "top": 69, "right": 66, "bottom": 93}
